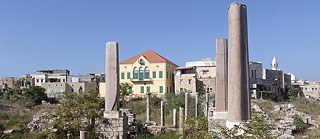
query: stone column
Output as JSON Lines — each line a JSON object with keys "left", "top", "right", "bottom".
{"left": 173, "top": 108, "right": 177, "bottom": 127}
{"left": 227, "top": 2, "right": 250, "bottom": 128}
{"left": 146, "top": 92, "right": 150, "bottom": 122}
{"left": 104, "top": 42, "right": 120, "bottom": 118}
{"left": 195, "top": 93, "right": 199, "bottom": 117}
{"left": 80, "top": 131, "right": 87, "bottom": 139}
{"left": 179, "top": 107, "right": 184, "bottom": 134}
{"left": 205, "top": 93, "right": 209, "bottom": 117}
{"left": 184, "top": 93, "right": 188, "bottom": 121}
{"left": 161, "top": 101, "right": 165, "bottom": 127}
{"left": 101, "top": 42, "right": 128, "bottom": 139}
{"left": 214, "top": 38, "right": 228, "bottom": 119}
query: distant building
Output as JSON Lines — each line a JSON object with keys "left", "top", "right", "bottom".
{"left": 0, "top": 77, "right": 15, "bottom": 91}
{"left": 99, "top": 50, "right": 178, "bottom": 97}
{"left": 250, "top": 57, "right": 291, "bottom": 100}
{"left": 24, "top": 69, "right": 103, "bottom": 97}
{"left": 41, "top": 82, "right": 96, "bottom": 98}
{"left": 300, "top": 81, "right": 320, "bottom": 100}
{"left": 175, "top": 58, "right": 216, "bottom": 95}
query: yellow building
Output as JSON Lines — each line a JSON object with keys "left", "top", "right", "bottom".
{"left": 119, "top": 50, "right": 178, "bottom": 96}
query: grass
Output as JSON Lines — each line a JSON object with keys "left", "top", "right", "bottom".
{"left": 291, "top": 98, "right": 320, "bottom": 119}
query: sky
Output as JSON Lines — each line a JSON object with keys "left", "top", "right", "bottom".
{"left": 0, "top": 1, "right": 319, "bottom": 80}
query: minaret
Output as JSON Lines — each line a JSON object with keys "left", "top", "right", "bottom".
{"left": 271, "top": 57, "right": 278, "bottom": 70}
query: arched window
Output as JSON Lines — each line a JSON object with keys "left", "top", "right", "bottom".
{"left": 133, "top": 67, "right": 138, "bottom": 79}
{"left": 139, "top": 67, "right": 144, "bottom": 81}
{"left": 144, "top": 67, "right": 150, "bottom": 79}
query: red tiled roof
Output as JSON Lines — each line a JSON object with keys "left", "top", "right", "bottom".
{"left": 120, "top": 50, "right": 177, "bottom": 66}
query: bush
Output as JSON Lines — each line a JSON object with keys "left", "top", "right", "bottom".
{"left": 293, "top": 115, "right": 309, "bottom": 134}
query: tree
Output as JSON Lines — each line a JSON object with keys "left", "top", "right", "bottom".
{"left": 22, "top": 86, "right": 48, "bottom": 105}
{"left": 185, "top": 117, "right": 213, "bottom": 139}
{"left": 46, "top": 92, "right": 104, "bottom": 138}
{"left": 120, "top": 82, "right": 132, "bottom": 106}
{"left": 293, "top": 115, "right": 309, "bottom": 134}
{"left": 287, "top": 88, "right": 298, "bottom": 101}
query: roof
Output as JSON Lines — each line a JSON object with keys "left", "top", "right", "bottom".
{"left": 175, "top": 67, "right": 193, "bottom": 71}
{"left": 120, "top": 50, "right": 178, "bottom": 66}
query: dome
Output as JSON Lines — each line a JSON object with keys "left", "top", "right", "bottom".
{"left": 288, "top": 73, "right": 296, "bottom": 81}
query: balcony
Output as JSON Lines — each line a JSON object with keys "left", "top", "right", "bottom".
{"left": 130, "top": 78, "right": 153, "bottom": 82}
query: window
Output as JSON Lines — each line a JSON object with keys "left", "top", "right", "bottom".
{"left": 167, "top": 87, "right": 168, "bottom": 93}
{"left": 159, "top": 71, "right": 163, "bottom": 78}
{"left": 41, "top": 79, "right": 44, "bottom": 82}
{"left": 133, "top": 67, "right": 138, "bottom": 79}
{"left": 188, "top": 79, "right": 191, "bottom": 84}
{"left": 128, "top": 87, "right": 132, "bottom": 93}
{"left": 153, "top": 71, "right": 156, "bottom": 78}
{"left": 147, "top": 86, "right": 150, "bottom": 93}
{"left": 180, "top": 79, "right": 183, "bottom": 85}
{"left": 140, "top": 86, "right": 144, "bottom": 93}
{"left": 121, "top": 72, "right": 125, "bottom": 79}
{"left": 63, "top": 79, "right": 65, "bottom": 82}
{"left": 139, "top": 67, "right": 144, "bottom": 81}
{"left": 159, "top": 86, "right": 164, "bottom": 93}
{"left": 145, "top": 67, "right": 150, "bottom": 79}
{"left": 127, "top": 72, "right": 131, "bottom": 79}
{"left": 71, "top": 89, "right": 74, "bottom": 92}
{"left": 47, "top": 89, "right": 51, "bottom": 93}
{"left": 37, "top": 79, "right": 39, "bottom": 83}
{"left": 305, "top": 88, "right": 307, "bottom": 90}
{"left": 166, "top": 72, "right": 168, "bottom": 78}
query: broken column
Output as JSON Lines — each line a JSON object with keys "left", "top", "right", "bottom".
{"left": 205, "top": 93, "right": 209, "bottom": 117}
{"left": 214, "top": 38, "right": 228, "bottom": 119}
{"left": 184, "top": 93, "right": 188, "bottom": 121}
{"left": 195, "top": 93, "right": 199, "bottom": 117}
{"left": 146, "top": 92, "right": 150, "bottom": 122}
{"left": 80, "top": 131, "right": 87, "bottom": 139}
{"left": 179, "top": 107, "right": 184, "bottom": 134}
{"left": 226, "top": 2, "right": 250, "bottom": 128}
{"left": 173, "top": 108, "right": 177, "bottom": 127}
{"left": 161, "top": 101, "right": 165, "bottom": 127}
{"left": 100, "top": 42, "right": 128, "bottom": 139}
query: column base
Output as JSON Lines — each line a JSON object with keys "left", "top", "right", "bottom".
{"left": 226, "top": 120, "right": 241, "bottom": 129}
{"left": 104, "top": 111, "right": 120, "bottom": 118}
{"left": 213, "top": 111, "right": 228, "bottom": 120}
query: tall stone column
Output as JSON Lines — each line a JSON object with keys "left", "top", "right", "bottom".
{"left": 146, "top": 92, "right": 150, "bottom": 122}
{"left": 104, "top": 42, "right": 120, "bottom": 117}
{"left": 160, "top": 101, "right": 165, "bottom": 127}
{"left": 214, "top": 38, "right": 228, "bottom": 119}
{"left": 184, "top": 93, "right": 188, "bottom": 121}
{"left": 100, "top": 42, "right": 128, "bottom": 139}
{"left": 179, "top": 107, "right": 184, "bottom": 134}
{"left": 173, "top": 108, "right": 177, "bottom": 127}
{"left": 195, "top": 93, "right": 199, "bottom": 117}
{"left": 226, "top": 2, "right": 250, "bottom": 128}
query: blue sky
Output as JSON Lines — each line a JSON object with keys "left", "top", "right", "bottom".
{"left": 0, "top": 1, "right": 319, "bottom": 80}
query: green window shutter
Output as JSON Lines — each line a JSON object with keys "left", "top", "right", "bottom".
{"left": 127, "top": 72, "right": 130, "bottom": 79}
{"left": 121, "top": 72, "right": 125, "bottom": 79}
{"left": 140, "top": 86, "right": 144, "bottom": 93}
{"left": 159, "top": 71, "right": 163, "bottom": 78}
{"left": 153, "top": 71, "right": 156, "bottom": 78}
{"left": 147, "top": 86, "right": 150, "bottom": 93}
{"left": 159, "top": 86, "right": 163, "bottom": 93}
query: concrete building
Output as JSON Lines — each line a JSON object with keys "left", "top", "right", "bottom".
{"left": 0, "top": 77, "right": 15, "bottom": 91}
{"left": 33, "top": 69, "right": 70, "bottom": 86}
{"left": 300, "top": 81, "right": 320, "bottom": 100}
{"left": 41, "top": 82, "right": 96, "bottom": 98}
{"left": 175, "top": 58, "right": 216, "bottom": 95}
{"left": 250, "top": 57, "right": 291, "bottom": 100}
{"left": 100, "top": 50, "right": 178, "bottom": 97}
